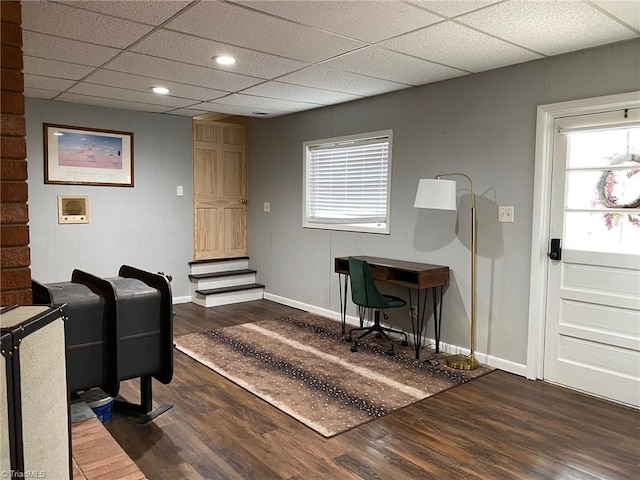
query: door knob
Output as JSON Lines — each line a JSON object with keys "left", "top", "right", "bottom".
{"left": 549, "top": 238, "right": 562, "bottom": 260}
{"left": 240, "top": 199, "right": 247, "bottom": 204}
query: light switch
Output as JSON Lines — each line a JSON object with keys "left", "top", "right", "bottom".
{"left": 176, "top": 185, "right": 183, "bottom": 196}
{"left": 264, "top": 202, "right": 270, "bottom": 212}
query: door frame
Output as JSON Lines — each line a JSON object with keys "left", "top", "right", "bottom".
{"left": 526, "top": 90, "right": 640, "bottom": 381}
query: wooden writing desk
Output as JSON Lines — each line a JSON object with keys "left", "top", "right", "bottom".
{"left": 335, "top": 256, "right": 449, "bottom": 359}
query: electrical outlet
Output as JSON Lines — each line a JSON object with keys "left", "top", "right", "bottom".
{"left": 263, "top": 202, "right": 270, "bottom": 213}
{"left": 498, "top": 206, "right": 514, "bottom": 223}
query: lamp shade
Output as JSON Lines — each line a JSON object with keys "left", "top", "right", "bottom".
{"left": 414, "top": 178, "right": 457, "bottom": 210}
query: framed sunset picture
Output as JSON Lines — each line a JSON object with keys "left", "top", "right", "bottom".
{"left": 44, "top": 123, "right": 134, "bottom": 187}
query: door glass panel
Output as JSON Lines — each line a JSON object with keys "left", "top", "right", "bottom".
{"left": 566, "top": 169, "right": 640, "bottom": 210}
{"left": 564, "top": 126, "right": 640, "bottom": 254}
{"left": 565, "top": 211, "right": 640, "bottom": 254}
{"left": 567, "top": 128, "right": 639, "bottom": 168}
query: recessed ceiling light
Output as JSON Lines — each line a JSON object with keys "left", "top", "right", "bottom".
{"left": 151, "top": 86, "right": 170, "bottom": 95}
{"left": 253, "top": 112, "right": 269, "bottom": 117}
{"left": 214, "top": 55, "right": 236, "bottom": 66}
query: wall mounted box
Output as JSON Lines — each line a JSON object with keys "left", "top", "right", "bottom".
{"left": 0, "top": 305, "right": 71, "bottom": 479}
{"left": 57, "top": 195, "right": 89, "bottom": 224}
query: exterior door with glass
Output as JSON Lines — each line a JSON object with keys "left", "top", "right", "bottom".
{"left": 544, "top": 108, "right": 640, "bottom": 407}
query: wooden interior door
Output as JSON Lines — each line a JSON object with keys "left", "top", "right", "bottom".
{"left": 193, "top": 120, "right": 247, "bottom": 260}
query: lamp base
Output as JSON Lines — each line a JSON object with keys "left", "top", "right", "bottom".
{"left": 446, "top": 354, "right": 480, "bottom": 370}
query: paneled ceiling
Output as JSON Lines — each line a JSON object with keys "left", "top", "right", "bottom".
{"left": 21, "top": 0, "right": 640, "bottom": 118}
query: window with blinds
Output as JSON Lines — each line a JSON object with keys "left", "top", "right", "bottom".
{"left": 303, "top": 130, "right": 392, "bottom": 234}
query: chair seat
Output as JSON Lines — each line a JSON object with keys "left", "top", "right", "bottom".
{"left": 381, "top": 294, "right": 406, "bottom": 309}
{"left": 363, "top": 295, "right": 406, "bottom": 310}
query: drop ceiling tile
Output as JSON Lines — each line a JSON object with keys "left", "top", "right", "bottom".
{"left": 56, "top": 93, "right": 172, "bottom": 113}
{"left": 164, "top": 1, "right": 365, "bottom": 62}
{"left": 407, "top": 0, "right": 502, "bottom": 18}
{"left": 107, "top": 53, "right": 263, "bottom": 92}
{"left": 22, "top": 32, "right": 120, "bottom": 67}
{"left": 58, "top": 0, "right": 192, "bottom": 26}
{"left": 211, "top": 93, "right": 321, "bottom": 113}
{"left": 164, "top": 108, "right": 212, "bottom": 117}
{"left": 24, "top": 75, "right": 75, "bottom": 92}
{"left": 458, "top": 0, "right": 638, "bottom": 56}
{"left": 383, "top": 21, "right": 542, "bottom": 73}
{"left": 278, "top": 65, "right": 409, "bottom": 96}
{"left": 85, "top": 70, "right": 228, "bottom": 102}
{"left": 323, "top": 46, "right": 467, "bottom": 86}
{"left": 21, "top": 1, "right": 153, "bottom": 49}
{"left": 195, "top": 102, "right": 288, "bottom": 117}
{"left": 23, "top": 56, "right": 95, "bottom": 80}
{"left": 242, "top": 81, "right": 362, "bottom": 106}
{"left": 592, "top": 0, "right": 640, "bottom": 31}
{"left": 235, "top": 0, "right": 444, "bottom": 43}
{"left": 132, "top": 29, "right": 309, "bottom": 79}
{"left": 24, "top": 88, "right": 59, "bottom": 100}
{"left": 67, "top": 83, "right": 197, "bottom": 108}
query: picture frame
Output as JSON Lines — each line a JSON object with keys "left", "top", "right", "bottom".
{"left": 58, "top": 195, "right": 89, "bottom": 224}
{"left": 44, "top": 123, "right": 134, "bottom": 187}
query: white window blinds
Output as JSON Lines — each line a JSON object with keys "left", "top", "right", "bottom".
{"left": 304, "top": 131, "right": 391, "bottom": 233}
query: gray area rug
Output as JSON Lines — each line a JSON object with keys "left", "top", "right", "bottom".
{"left": 174, "top": 313, "right": 492, "bottom": 437}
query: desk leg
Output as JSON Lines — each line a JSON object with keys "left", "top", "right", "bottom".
{"left": 338, "top": 273, "right": 349, "bottom": 334}
{"left": 408, "top": 288, "right": 429, "bottom": 360}
{"left": 433, "top": 286, "right": 444, "bottom": 354}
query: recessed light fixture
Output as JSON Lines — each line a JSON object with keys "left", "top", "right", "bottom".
{"left": 214, "top": 55, "right": 236, "bottom": 66}
{"left": 151, "top": 86, "right": 170, "bottom": 95}
{"left": 253, "top": 112, "right": 269, "bottom": 117}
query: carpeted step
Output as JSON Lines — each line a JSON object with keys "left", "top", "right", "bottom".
{"left": 195, "top": 283, "right": 265, "bottom": 296}
{"left": 189, "top": 269, "right": 257, "bottom": 280}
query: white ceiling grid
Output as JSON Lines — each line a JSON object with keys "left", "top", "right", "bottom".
{"left": 20, "top": 0, "right": 640, "bottom": 118}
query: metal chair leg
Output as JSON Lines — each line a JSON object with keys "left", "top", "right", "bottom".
{"left": 347, "top": 309, "right": 410, "bottom": 355}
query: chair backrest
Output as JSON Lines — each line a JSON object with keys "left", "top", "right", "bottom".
{"left": 348, "top": 257, "right": 389, "bottom": 309}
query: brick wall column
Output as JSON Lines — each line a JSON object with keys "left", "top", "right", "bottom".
{"left": 1, "top": 0, "right": 32, "bottom": 305}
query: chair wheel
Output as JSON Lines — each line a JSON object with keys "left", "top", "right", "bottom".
{"left": 401, "top": 340, "right": 409, "bottom": 346}
{"left": 346, "top": 336, "right": 352, "bottom": 342}
{"left": 375, "top": 332, "right": 382, "bottom": 338}
{"left": 351, "top": 344, "right": 358, "bottom": 352}
{"left": 385, "top": 346, "right": 395, "bottom": 356}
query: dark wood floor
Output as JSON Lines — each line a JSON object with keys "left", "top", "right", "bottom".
{"left": 106, "top": 300, "right": 640, "bottom": 479}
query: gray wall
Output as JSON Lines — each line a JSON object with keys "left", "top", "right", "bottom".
{"left": 247, "top": 39, "right": 640, "bottom": 367}
{"left": 26, "top": 99, "right": 193, "bottom": 299}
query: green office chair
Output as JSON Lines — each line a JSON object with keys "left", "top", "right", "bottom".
{"left": 346, "top": 257, "right": 409, "bottom": 355}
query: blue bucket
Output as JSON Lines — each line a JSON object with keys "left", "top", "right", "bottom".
{"left": 80, "top": 388, "right": 113, "bottom": 424}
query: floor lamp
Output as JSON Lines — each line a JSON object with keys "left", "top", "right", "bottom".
{"left": 414, "top": 173, "right": 480, "bottom": 370}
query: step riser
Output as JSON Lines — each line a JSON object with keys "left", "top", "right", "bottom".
{"left": 190, "top": 259, "right": 249, "bottom": 275}
{"left": 190, "top": 258, "right": 262, "bottom": 307}
{"left": 194, "top": 289, "right": 264, "bottom": 308}
{"left": 191, "top": 273, "right": 257, "bottom": 293}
